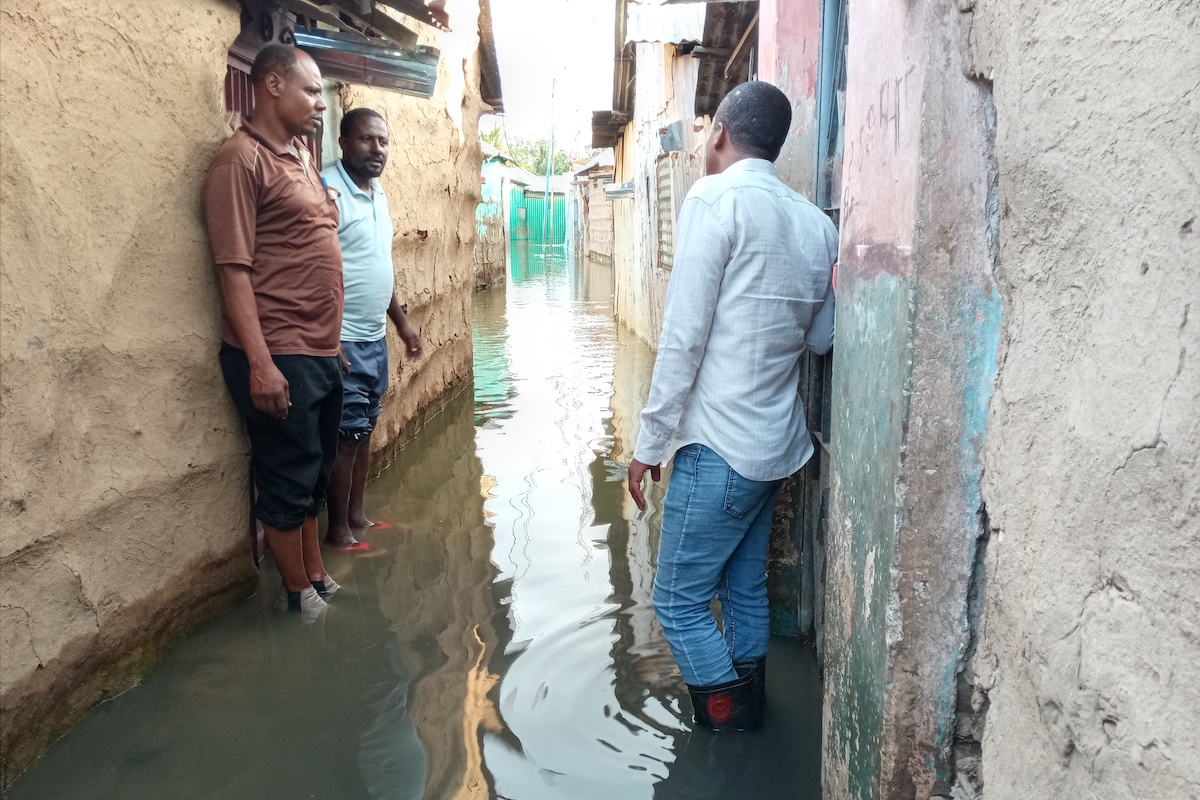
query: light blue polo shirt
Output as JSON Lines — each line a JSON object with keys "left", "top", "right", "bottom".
{"left": 322, "top": 160, "right": 395, "bottom": 342}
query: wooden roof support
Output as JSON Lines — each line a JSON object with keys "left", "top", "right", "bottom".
{"left": 723, "top": 10, "right": 758, "bottom": 80}
{"left": 274, "top": 0, "right": 360, "bottom": 35}
{"left": 326, "top": 0, "right": 420, "bottom": 49}
{"left": 375, "top": 0, "right": 451, "bottom": 32}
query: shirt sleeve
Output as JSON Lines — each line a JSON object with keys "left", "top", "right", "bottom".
{"left": 633, "top": 196, "right": 731, "bottom": 466}
{"left": 806, "top": 282, "right": 836, "bottom": 355}
{"left": 202, "top": 161, "right": 258, "bottom": 267}
{"left": 805, "top": 221, "right": 838, "bottom": 354}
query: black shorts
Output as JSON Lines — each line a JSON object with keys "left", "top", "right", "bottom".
{"left": 219, "top": 343, "right": 343, "bottom": 531}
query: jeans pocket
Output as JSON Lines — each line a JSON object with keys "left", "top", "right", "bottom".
{"left": 674, "top": 442, "right": 702, "bottom": 464}
{"left": 724, "top": 468, "right": 760, "bottom": 518}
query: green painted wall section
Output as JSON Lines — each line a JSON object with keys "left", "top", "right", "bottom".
{"left": 824, "top": 273, "right": 913, "bottom": 800}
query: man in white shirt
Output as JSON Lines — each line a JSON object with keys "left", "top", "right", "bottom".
{"left": 322, "top": 108, "right": 423, "bottom": 549}
{"left": 627, "top": 82, "right": 837, "bottom": 731}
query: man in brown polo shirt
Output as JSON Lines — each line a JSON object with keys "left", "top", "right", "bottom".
{"left": 202, "top": 44, "right": 343, "bottom": 617}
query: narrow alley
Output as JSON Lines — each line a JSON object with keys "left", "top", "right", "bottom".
{"left": 3, "top": 0, "right": 1196, "bottom": 797}
{"left": 3, "top": 246, "right": 822, "bottom": 800}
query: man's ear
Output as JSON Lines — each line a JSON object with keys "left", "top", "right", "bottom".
{"left": 265, "top": 71, "right": 284, "bottom": 98}
{"left": 711, "top": 121, "right": 726, "bottom": 150}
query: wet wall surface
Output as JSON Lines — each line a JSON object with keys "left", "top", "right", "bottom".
{"left": 5, "top": 245, "right": 822, "bottom": 800}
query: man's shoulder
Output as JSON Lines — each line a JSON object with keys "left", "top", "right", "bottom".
{"left": 207, "top": 129, "right": 265, "bottom": 172}
{"left": 687, "top": 166, "right": 780, "bottom": 205}
{"left": 685, "top": 173, "right": 722, "bottom": 205}
{"left": 320, "top": 160, "right": 342, "bottom": 181}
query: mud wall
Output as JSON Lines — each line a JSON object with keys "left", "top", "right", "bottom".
{"left": 0, "top": 0, "right": 489, "bottom": 784}
{"left": 472, "top": 214, "right": 505, "bottom": 291}
{"left": 0, "top": 0, "right": 255, "bottom": 784}
{"left": 474, "top": 160, "right": 507, "bottom": 289}
{"left": 823, "top": 0, "right": 1198, "bottom": 797}
{"left": 963, "top": 0, "right": 1200, "bottom": 796}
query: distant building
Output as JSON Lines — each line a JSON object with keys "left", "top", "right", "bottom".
{"left": 571, "top": 150, "right": 616, "bottom": 265}
{"left": 590, "top": 0, "right": 709, "bottom": 347}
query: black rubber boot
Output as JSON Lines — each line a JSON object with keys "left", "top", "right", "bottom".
{"left": 733, "top": 656, "right": 767, "bottom": 721}
{"left": 687, "top": 672, "right": 761, "bottom": 731}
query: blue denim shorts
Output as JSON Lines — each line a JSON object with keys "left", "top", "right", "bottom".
{"left": 340, "top": 338, "right": 389, "bottom": 438}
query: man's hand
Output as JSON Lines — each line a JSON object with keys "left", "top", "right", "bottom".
{"left": 250, "top": 362, "right": 291, "bottom": 419}
{"left": 627, "top": 458, "right": 661, "bottom": 512}
{"left": 399, "top": 324, "right": 424, "bottom": 360}
{"left": 338, "top": 344, "right": 351, "bottom": 375}
{"left": 388, "top": 296, "right": 423, "bottom": 360}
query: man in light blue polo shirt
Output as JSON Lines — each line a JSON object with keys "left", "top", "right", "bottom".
{"left": 322, "top": 107, "right": 423, "bottom": 548}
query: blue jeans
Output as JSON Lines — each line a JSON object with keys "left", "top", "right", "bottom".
{"left": 653, "top": 444, "right": 784, "bottom": 687}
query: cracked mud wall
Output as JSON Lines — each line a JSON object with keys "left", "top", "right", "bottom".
{"left": 334, "top": 1, "right": 488, "bottom": 464}
{"left": 961, "top": 0, "right": 1200, "bottom": 796}
{"left": 0, "top": 0, "right": 256, "bottom": 784}
{"left": 0, "top": 0, "right": 488, "bottom": 784}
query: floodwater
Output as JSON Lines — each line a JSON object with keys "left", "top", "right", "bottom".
{"left": 5, "top": 243, "right": 822, "bottom": 800}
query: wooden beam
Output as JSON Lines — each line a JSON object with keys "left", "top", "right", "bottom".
{"left": 723, "top": 10, "right": 759, "bottom": 80}
{"left": 274, "top": 0, "right": 356, "bottom": 34}
{"left": 375, "top": 0, "right": 451, "bottom": 32}
{"left": 690, "top": 46, "right": 733, "bottom": 59}
{"left": 327, "top": 1, "right": 419, "bottom": 49}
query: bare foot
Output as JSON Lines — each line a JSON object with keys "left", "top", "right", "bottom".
{"left": 325, "top": 524, "right": 359, "bottom": 548}
{"left": 348, "top": 511, "right": 374, "bottom": 529}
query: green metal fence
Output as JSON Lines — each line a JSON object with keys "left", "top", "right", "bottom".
{"left": 510, "top": 188, "right": 566, "bottom": 243}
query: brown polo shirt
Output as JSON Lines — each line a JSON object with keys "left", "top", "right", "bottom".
{"left": 202, "top": 119, "right": 343, "bottom": 357}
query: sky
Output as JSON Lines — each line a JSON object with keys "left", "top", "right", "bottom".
{"left": 484, "top": 0, "right": 616, "bottom": 155}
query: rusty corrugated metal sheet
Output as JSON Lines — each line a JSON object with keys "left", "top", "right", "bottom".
{"left": 592, "top": 0, "right": 634, "bottom": 148}
{"left": 592, "top": 110, "right": 631, "bottom": 149}
{"left": 693, "top": 0, "right": 758, "bottom": 117}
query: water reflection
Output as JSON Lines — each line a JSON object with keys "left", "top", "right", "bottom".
{"left": 4, "top": 243, "right": 821, "bottom": 800}
{"left": 470, "top": 244, "right": 679, "bottom": 800}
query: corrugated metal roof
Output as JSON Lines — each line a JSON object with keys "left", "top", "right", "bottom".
{"left": 625, "top": 2, "right": 705, "bottom": 45}
{"left": 575, "top": 149, "right": 616, "bottom": 176}
{"left": 694, "top": 1, "right": 758, "bottom": 117}
{"left": 294, "top": 28, "right": 440, "bottom": 98}
{"left": 234, "top": 1, "right": 499, "bottom": 104}
{"left": 592, "top": 110, "right": 631, "bottom": 149}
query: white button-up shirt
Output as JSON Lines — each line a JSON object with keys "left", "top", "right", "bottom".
{"left": 633, "top": 158, "right": 837, "bottom": 482}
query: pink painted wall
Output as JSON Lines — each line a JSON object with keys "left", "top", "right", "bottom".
{"left": 758, "top": 0, "right": 823, "bottom": 197}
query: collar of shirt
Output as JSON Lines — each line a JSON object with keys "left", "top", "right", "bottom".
{"left": 237, "top": 116, "right": 307, "bottom": 160}
{"left": 722, "top": 157, "right": 778, "bottom": 179}
{"left": 334, "top": 160, "right": 385, "bottom": 201}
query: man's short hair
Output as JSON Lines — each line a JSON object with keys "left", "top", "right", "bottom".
{"left": 250, "top": 44, "right": 298, "bottom": 86}
{"left": 715, "top": 81, "right": 793, "bottom": 161}
{"left": 340, "top": 107, "right": 386, "bottom": 139}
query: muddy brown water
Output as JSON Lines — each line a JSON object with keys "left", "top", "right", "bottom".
{"left": 5, "top": 245, "right": 822, "bottom": 800}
